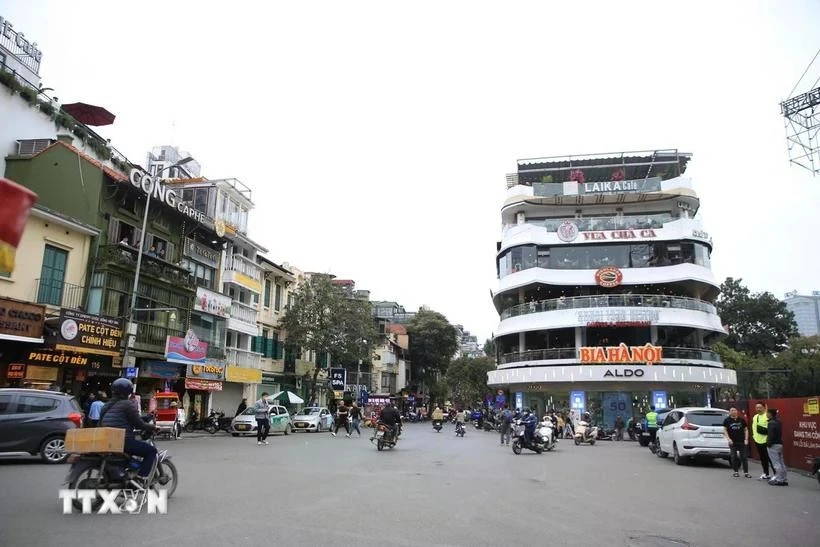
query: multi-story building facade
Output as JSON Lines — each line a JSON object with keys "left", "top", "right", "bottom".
{"left": 0, "top": 14, "right": 43, "bottom": 89}
{"left": 487, "top": 150, "right": 737, "bottom": 425}
{"left": 255, "top": 256, "right": 296, "bottom": 399}
{"left": 783, "top": 291, "right": 820, "bottom": 337}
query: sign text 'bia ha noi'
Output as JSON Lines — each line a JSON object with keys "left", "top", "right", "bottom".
{"left": 579, "top": 343, "right": 663, "bottom": 365}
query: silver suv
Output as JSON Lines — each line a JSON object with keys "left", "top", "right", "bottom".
{"left": 0, "top": 389, "right": 84, "bottom": 463}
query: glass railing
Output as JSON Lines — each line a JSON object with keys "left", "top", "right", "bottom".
{"left": 226, "top": 254, "right": 262, "bottom": 279}
{"left": 226, "top": 347, "right": 262, "bottom": 369}
{"left": 500, "top": 294, "right": 716, "bottom": 320}
{"left": 504, "top": 213, "right": 676, "bottom": 233}
{"left": 499, "top": 346, "right": 722, "bottom": 365}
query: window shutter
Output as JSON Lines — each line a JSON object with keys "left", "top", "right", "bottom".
{"left": 252, "top": 336, "right": 263, "bottom": 354}
{"left": 265, "top": 337, "right": 274, "bottom": 359}
{"left": 133, "top": 227, "right": 142, "bottom": 248}
{"left": 263, "top": 280, "right": 271, "bottom": 308}
{"left": 165, "top": 242, "right": 175, "bottom": 262}
{"left": 108, "top": 216, "right": 120, "bottom": 244}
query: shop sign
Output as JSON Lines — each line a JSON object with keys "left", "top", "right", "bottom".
{"left": 184, "top": 237, "right": 220, "bottom": 268}
{"left": 594, "top": 267, "right": 623, "bottom": 288}
{"left": 125, "top": 367, "right": 138, "bottom": 379}
{"left": 25, "top": 365, "right": 58, "bottom": 381}
{"left": 0, "top": 16, "right": 43, "bottom": 62}
{"left": 47, "top": 309, "right": 123, "bottom": 357}
{"left": 7, "top": 363, "right": 25, "bottom": 379}
{"left": 570, "top": 391, "right": 585, "bottom": 412}
{"left": 128, "top": 169, "right": 205, "bottom": 223}
{"left": 691, "top": 229, "right": 710, "bottom": 241}
{"left": 231, "top": 271, "right": 262, "bottom": 293}
{"left": 187, "top": 363, "right": 225, "bottom": 381}
{"left": 0, "top": 297, "right": 45, "bottom": 340}
{"left": 603, "top": 368, "right": 646, "bottom": 378}
{"left": 225, "top": 366, "right": 262, "bottom": 384}
{"left": 25, "top": 350, "right": 101, "bottom": 366}
{"left": 579, "top": 343, "right": 663, "bottom": 365}
{"left": 193, "top": 287, "right": 231, "bottom": 318}
{"left": 330, "top": 368, "right": 346, "bottom": 391}
{"left": 368, "top": 396, "right": 391, "bottom": 406}
{"left": 165, "top": 330, "right": 208, "bottom": 365}
{"left": 579, "top": 177, "right": 661, "bottom": 195}
{"left": 556, "top": 220, "right": 579, "bottom": 242}
{"left": 141, "top": 361, "right": 182, "bottom": 379}
{"left": 184, "top": 378, "right": 223, "bottom": 391}
{"left": 581, "top": 229, "right": 657, "bottom": 241}
{"left": 577, "top": 309, "right": 659, "bottom": 324}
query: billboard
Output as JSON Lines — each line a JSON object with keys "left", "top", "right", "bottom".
{"left": 164, "top": 330, "right": 208, "bottom": 365}
{"left": 47, "top": 309, "right": 122, "bottom": 357}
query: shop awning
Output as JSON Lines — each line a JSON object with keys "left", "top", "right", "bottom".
{"left": 0, "top": 334, "right": 44, "bottom": 343}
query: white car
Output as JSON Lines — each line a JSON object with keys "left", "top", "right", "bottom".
{"left": 656, "top": 407, "right": 730, "bottom": 465}
{"left": 291, "top": 407, "right": 334, "bottom": 433}
{"left": 230, "top": 405, "right": 292, "bottom": 436}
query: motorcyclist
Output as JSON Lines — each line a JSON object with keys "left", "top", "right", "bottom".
{"left": 522, "top": 409, "right": 537, "bottom": 445}
{"left": 581, "top": 412, "right": 593, "bottom": 440}
{"left": 431, "top": 405, "right": 444, "bottom": 427}
{"left": 454, "top": 408, "right": 466, "bottom": 432}
{"left": 99, "top": 378, "right": 157, "bottom": 487}
{"left": 379, "top": 402, "right": 402, "bottom": 438}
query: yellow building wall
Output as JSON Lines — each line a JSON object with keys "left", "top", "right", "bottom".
{"left": 0, "top": 214, "right": 93, "bottom": 310}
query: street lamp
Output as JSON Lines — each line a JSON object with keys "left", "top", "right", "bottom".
{"left": 122, "top": 157, "right": 193, "bottom": 370}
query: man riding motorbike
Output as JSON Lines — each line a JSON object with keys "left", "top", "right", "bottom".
{"left": 431, "top": 405, "right": 444, "bottom": 430}
{"left": 522, "top": 409, "right": 538, "bottom": 445}
{"left": 99, "top": 378, "right": 158, "bottom": 487}
{"left": 379, "top": 403, "right": 402, "bottom": 439}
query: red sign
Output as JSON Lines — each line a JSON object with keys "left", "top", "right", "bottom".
{"left": 582, "top": 229, "right": 657, "bottom": 241}
{"left": 587, "top": 321, "right": 650, "bottom": 328}
{"left": 165, "top": 330, "right": 208, "bottom": 365}
{"left": 7, "top": 363, "right": 25, "bottom": 379}
{"left": 184, "top": 378, "right": 223, "bottom": 391}
{"left": 745, "top": 397, "right": 820, "bottom": 472}
{"left": 579, "top": 343, "right": 663, "bottom": 365}
{"left": 595, "top": 267, "right": 623, "bottom": 288}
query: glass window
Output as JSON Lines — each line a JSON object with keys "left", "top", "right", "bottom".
{"left": 263, "top": 280, "right": 272, "bottom": 308}
{"left": 274, "top": 284, "right": 282, "bottom": 310}
{"left": 194, "top": 189, "right": 208, "bottom": 212}
{"left": 17, "top": 395, "right": 59, "bottom": 413}
{"left": 685, "top": 411, "right": 728, "bottom": 427}
{"left": 537, "top": 248, "right": 550, "bottom": 268}
{"left": 0, "top": 394, "right": 12, "bottom": 413}
{"left": 630, "top": 244, "right": 652, "bottom": 267}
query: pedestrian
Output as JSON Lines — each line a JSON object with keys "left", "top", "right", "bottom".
{"left": 88, "top": 393, "right": 105, "bottom": 427}
{"left": 254, "top": 392, "right": 271, "bottom": 445}
{"left": 236, "top": 398, "right": 248, "bottom": 416}
{"left": 614, "top": 415, "right": 625, "bottom": 441}
{"left": 766, "top": 408, "right": 788, "bottom": 486}
{"left": 751, "top": 401, "right": 775, "bottom": 481}
{"left": 723, "top": 406, "right": 751, "bottom": 478}
{"left": 332, "top": 401, "right": 351, "bottom": 437}
{"left": 84, "top": 393, "right": 96, "bottom": 426}
{"left": 350, "top": 402, "right": 363, "bottom": 437}
{"left": 499, "top": 405, "right": 513, "bottom": 445}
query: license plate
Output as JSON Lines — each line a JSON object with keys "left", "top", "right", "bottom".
{"left": 376, "top": 431, "right": 384, "bottom": 437}
{"left": 296, "top": 423, "right": 306, "bottom": 427}
{"left": 237, "top": 424, "right": 249, "bottom": 431}
{"left": 705, "top": 433, "right": 723, "bottom": 438}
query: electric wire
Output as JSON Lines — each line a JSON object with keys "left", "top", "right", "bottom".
{"left": 788, "top": 47, "right": 820, "bottom": 98}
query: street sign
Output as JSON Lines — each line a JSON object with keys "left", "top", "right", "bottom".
{"left": 125, "top": 367, "right": 138, "bottom": 379}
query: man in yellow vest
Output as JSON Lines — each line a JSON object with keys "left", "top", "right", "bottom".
{"left": 645, "top": 406, "right": 659, "bottom": 442}
{"left": 751, "top": 401, "right": 775, "bottom": 480}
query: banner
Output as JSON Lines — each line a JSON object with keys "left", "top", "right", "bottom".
{"left": 184, "top": 378, "right": 223, "bottom": 391}
{"left": 0, "top": 297, "right": 45, "bottom": 340}
{"left": 47, "top": 309, "right": 122, "bottom": 357}
{"left": 193, "top": 287, "right": 231, "bottom": 318}
{"left": 140, "top": 361, "right": 182, "bottom": 379}
{"left": 186, "top": 363, "right": 225, "bottom": 381}
{"left": 165, "top": 330, "right": 208, "bottom": 365}
{"left": 748, "top": 397, "right": 819, "bottom": 472}
{"left": 225, "top": 366, "right": 261, "bottom": 384}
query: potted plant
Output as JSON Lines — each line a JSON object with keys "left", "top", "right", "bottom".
{"left": 39, "top": 100, "right": 55, "bottom": 116}
{"left": 19, "top": 86, "right": 37, "bottom": 105}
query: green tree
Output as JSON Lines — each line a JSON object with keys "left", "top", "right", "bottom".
{"left": 716, "top": 277, "right": 798, "bottom": 356}
{"left": 445, "top": 356, "right": 496, "bottom": 408}
{"left": 769, "top": 336, "right": 820, "bottom": 397}
{"left": 714, "top": 341, "right": 766, "bottom": 399}
{"left": 483, "top": 338, "right": 496, "bottom": 361}
{"left": 407, "top": 309, "right": 458, "bottom": 382}
{"left": 280, "top": 275, "right": 378, "bottom": 404}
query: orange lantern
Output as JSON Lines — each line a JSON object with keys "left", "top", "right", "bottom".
{"left": 0, "top": 177, "right": 38, "bottom": 273}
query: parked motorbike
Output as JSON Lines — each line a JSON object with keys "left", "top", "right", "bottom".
{"left": 628, "top": 422, "right": 641, "bottom": 441}
{"left": 538, "top": 419, "right": 556, "bottom": 451}
{"left": 371, "top": 421, "right": 398, "bottom": 451}
{"left": 63, "top": 429, "right": 178, "bottom": 512}
{"left": 433, "top": 420, "right": 443, "bottom": 433}
{"left": 574, "top": 420, "right": 598, "bottom": 446}
{"left": 455, "top": 422, "right": 466, "bottom": 437}
{"left": 215, "top": 410, "right": 232, "bottom": 433}
{"left": 596, "top": 428, "right": 615, "bottom": 441}
{"left": 511, "top": 420, "right": 545, "bottom": 454}
{"left": 203, "top": 410, "right": 222, "bottom": 435}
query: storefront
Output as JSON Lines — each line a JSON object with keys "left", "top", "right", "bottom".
{"left": 184, "top": 362, "right": 224, "bottom": 419}
{"left": 214, "top": 365, "right": 261, "bottom": 416}
{"left": 0, "top": 298, "right": 46, "bottom": 387}
{"left": 138, "top": 360, "right": 184, "bottom": 405}
{"left": 257, "top": 371, "right": 281, "bottom": 401}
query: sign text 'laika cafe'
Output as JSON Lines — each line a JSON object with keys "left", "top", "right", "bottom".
{"left": 129, "top": 169, "right": 205, "bottom": 223}
{"left": 579, "top": 343, "right": 663, "bottom": 365}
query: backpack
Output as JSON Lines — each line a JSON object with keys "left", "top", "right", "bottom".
{"left": 503, "top": 410, "right": 513, "bottom": 424}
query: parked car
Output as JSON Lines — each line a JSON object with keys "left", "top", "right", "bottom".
{"left": 230, "top": 405, "right": 292, "bottom": 436}
{"left": 291, "top": 407, "right": 334, "bottom": 433}
{"left": 656, "top": 407, "right": 730, "bottom": 465}
{"left": 0, "top": 388, "right": 83, "bottom": 463}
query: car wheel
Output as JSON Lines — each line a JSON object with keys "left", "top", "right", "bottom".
{"left": 40, "top": 435, "right": 67, "bottom": 464}
{"left": 231, "top": 433, "right": 239, "bottom": 437}
{"left": 284, "top": 424, "right": 291, "bottom": 435}
{"left": 657, "top": 446, "right": 668, "bottom": 458}
{"left": 316, "top": 422, "right": 321, "bottom": 433}
{"left": 673, "top": 444, "right": 686, "bottom": 465}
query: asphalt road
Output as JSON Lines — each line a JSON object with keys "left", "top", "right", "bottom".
{"left": 0, "top": 423, "right": 817, "bottom": 547}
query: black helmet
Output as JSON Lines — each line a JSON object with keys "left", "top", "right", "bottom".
{"left": 111, "top": 378, "right": 134, "bottom": 398}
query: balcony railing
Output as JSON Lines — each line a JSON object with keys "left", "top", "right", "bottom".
{"left": 225, "top": 254, "right": 262, "bottom": 280}
{"left": 499, "top": 346, "right": 722, "bottom": 365}
{"left": 35, "top": 279, "right": 84, "bottom": 309}
{"left": 226, "top": 347, "right": 262, "bottom": 369}
{"left": 134, "top": 323, "right": 185, "bottom": 352}
{"left": 231, "top": 301, "right": 258, "bottom": 325}
{"left": 95, "top": 245, "right": 195, "bottom": 289}
{"left": 500, "top": 294, "right": 717, "bottom": 320}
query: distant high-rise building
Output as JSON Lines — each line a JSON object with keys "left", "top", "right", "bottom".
{"left": 783, "top": 291, "right": 820, "bottom": 337}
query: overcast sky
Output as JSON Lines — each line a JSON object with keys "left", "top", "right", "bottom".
{"left": 4, "top": 1, "right": 820, "bottom": 342}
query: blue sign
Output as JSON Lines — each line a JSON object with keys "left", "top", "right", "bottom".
{"left": 141, "top": 361, "right": 181, "bottom": 379}
{"left": 652, "top": 391, "right": 668, "bottom": 410}
{"left": 514, "top": 392, "right": 523, "bottom": 411}
{"left": 495, "top": 392, "right": 506, "bottom": 409}
{"left": 125, "top": 367, "right": 138, "bottom": 379}
{"left": 570, "top": 391, "right": 586, "bottom": 413}
{"left": 602, "top": 392, "right": 633, "bottom": 430}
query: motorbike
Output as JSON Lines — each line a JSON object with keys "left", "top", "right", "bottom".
{"left": 628, "top": 421, "right": 641, "bottom": 441}
{"left": 537, "top": 419, "right": 557, "bottom": 451}
{"left": 511, "top": 419, "right": 545, "bottom": 454}
{"left": 63, "top": 428, "right": 178, "bottom": 512}
{"left": 432, "top": 420, "right": 443, "bottom": 433}
{"left": 371, "top": 421, "right": 398, "bottom": 451}
{"left": 455, "top": 422, "right": 466, "bottom": 437}
{"left": 596, "top": 428, "right": 615, "bottom": 441}
{"left": 574, "top": 420, "right": 598, "bottom": 446}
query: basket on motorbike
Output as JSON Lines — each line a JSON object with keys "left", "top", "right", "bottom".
{"left": 65, "top": 427, "right": 125, "bottom": 454}
{"left": 153, "top": 392, "right": 181, "bottom": 439}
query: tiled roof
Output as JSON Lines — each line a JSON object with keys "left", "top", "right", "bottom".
{"left": 32, "top": 140, "right": 127, "bottom": 182}
{"left": 386, "top": 324, "right": 407, "bottom": 335}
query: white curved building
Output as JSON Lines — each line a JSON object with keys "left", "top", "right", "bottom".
{"left": 488, "top": 150, "right": 736, "bottom": 426}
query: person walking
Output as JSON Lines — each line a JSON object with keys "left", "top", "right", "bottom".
{"left": 614, "top": 415, "right": 625, "bottom": 441}
{"left": 254, "top": 393, "right": 271, "bottom": 445}
{"left": 84, "top": 393, "right": 96, "bottom": 427}
{"left": 236, "top": 398, "right": 248, "bottom": 416}
{"left": 332, "top": 401, "right": 351, "bottom": 437}
{"left": 766, "top": 408, "right": 788, "bottom": 486}
{"left": 499, "top": 405, "right": 513, "bottom": 445}
{"left": 349, "top": 402, "right": 363, "bottom": 437}
{"left": 751, "top": 401, "right": 774, "bottom": 480}
{"left": 88, "top": 393, "right": 105, "bottom": 427}
{"left": 723, "top": 406, "right": 751, "bottom": 478}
